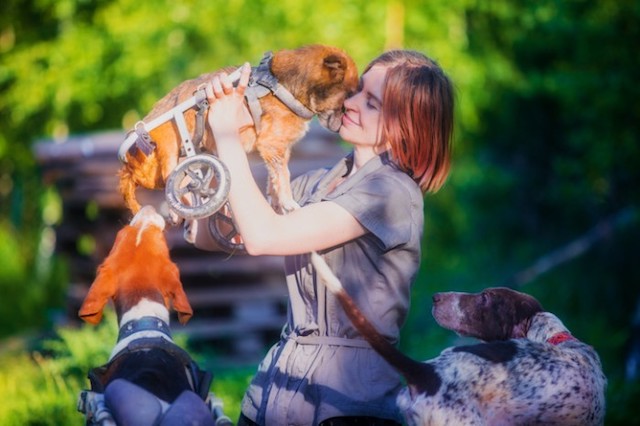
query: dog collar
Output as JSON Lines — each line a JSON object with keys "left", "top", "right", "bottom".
{"left": 547, "top": 331, "right": 578, "bottom": 345}
{"left": 117, "top": 316, "right": 172, "bottom": 342}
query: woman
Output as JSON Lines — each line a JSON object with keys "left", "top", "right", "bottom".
{"left": 202, "top": 50, "right": 454, "bottom": 425}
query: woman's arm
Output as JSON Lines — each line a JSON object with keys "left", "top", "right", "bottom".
{"left": 205, "top": 65, "right": 366, "bottom": 256}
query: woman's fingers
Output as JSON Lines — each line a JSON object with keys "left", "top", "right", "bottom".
{"left": 204, "top": 82, "right": 213, "bottom": 100}
{"left": 211, "top": 76, "right": 224, "bottom": 98}
{"left": 206, "top": 62, "right": 251, "bottom": 103}
{"left": 236, "top": 62, "right": 251, "bottom": 96}
{"left": 221, "top": 73, "right": 233, "bottom": 95}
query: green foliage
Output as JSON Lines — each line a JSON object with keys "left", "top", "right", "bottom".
{"left": 605, "top": 378, "right": 640, "bottom": 426}
{"left": 42, "top": 310, "right": 117, "bottom": 379}
{"left": 0, "top": 220, "right": 67, "bottom": 338}
{"left": 210, "top": 367, "right": 255, "bottom": 422}
{"left": 0, "top": 314, "right": 117, "bottom": 426}
{"left": 0, "top": 350, "right": 82, "bottom": 425}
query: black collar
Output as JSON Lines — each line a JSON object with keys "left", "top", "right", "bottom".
{"left": 117, "top": 316, "right": 172, "bottom": 342}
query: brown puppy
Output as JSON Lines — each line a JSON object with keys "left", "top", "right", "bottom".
{"left": 118, "top": 44, "right": 358, "bottom": 217}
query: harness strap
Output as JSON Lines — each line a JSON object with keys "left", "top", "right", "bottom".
{"left": 191, "top": 88, "right": 209, "bottom": 151}
{"left": 128, "top": 122, "right": 155, "bottom": 157}
{"left": 268, "top": 81, "right": 315, "bottom": 119}
{"left": 242, "top": 51, "right": 315, "bottom": 133}
{"left": 244, "top": 87, "right": 267, "bottom": 133}
{"left": 254, "top": 52, "right": 315, "bottom": 119}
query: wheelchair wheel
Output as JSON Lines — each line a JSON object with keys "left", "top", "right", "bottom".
{"left": 165, "top": 154, "right": 231, "bottom": 220}
{"left": 207, "top": 204, "right": 247, "bottom": 254}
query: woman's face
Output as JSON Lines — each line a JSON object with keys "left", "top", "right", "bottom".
{"left": 339, "top": 65, "right": 388, "bottom": 151}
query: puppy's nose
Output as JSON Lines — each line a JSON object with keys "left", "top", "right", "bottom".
{"left": 432, "top": 293, "right": 442, "bottom": 304}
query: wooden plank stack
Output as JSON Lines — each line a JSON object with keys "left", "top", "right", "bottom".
{"left": 34, "top": 123, "right": 346, "bottom": 365}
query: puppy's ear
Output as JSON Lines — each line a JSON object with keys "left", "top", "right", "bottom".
{"left": 165, "top": 262, "right": 193, "bottom": 325}
{"left": 79, "top": 263, "right": 116, "bottom": 325}
{"left": 323, "top": 54, "right": 346, "bottom": 82}
{"left": 78, "top": 227, "right": 130, "bottom": 324}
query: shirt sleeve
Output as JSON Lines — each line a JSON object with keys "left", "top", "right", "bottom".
{"left": 291, "top": 168, "right": 328, "bottom": 204}
{"left": 329, "top": 175, "right": 413, "bottom": 250}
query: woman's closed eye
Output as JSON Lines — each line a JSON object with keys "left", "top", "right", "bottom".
{"left": 366, "top": 94, "right": 381, "bottom": 110}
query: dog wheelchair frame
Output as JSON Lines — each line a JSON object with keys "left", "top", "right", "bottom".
{"left": 76, "top": 336, "right": 234, "bottom": 426}
{"left": 119, "top": 67, "right": 247, "bottom": 253}
{"left": 77, "top": 388, "right": 232, "bottom": 426}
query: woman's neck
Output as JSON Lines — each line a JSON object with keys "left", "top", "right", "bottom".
{"left": 351, "top": 145, "right": 383, "bottom": 176}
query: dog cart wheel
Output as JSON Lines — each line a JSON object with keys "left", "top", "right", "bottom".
{"left": 165, "top": 154, "right": 231, "bottom": 220}
{"left": 207, "top": 204, "right": 247, "bottom": 254}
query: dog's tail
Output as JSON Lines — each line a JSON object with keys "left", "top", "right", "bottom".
{"left": 311, "top": 252, "right": 441, "bottom": 398}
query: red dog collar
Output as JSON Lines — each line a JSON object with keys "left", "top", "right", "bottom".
{"left": 547, "top": 331, "right": 578, "bottom": 345}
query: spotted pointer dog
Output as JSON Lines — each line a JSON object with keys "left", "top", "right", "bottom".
{"left": 315, "top": 262, "right": 607, "bottom": 426}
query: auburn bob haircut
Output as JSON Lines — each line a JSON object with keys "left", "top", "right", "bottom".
{"left": 365, "top": 50, "right": 454, "bottom": 193}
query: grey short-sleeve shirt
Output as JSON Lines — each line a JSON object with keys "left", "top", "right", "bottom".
{"left": 241, "top": 152, "right": 424, "bottom": 425}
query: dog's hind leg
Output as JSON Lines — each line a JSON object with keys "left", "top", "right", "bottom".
{"left": 118, "top": 168, "right": 142, "bottom": 214}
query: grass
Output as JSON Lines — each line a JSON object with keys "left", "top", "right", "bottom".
{"left": 0, "top": 343, "right": 84, "bottom": 425}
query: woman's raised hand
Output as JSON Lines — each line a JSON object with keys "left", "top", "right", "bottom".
{"left": 205, "top": 62, "right": 252, "bottom": 142}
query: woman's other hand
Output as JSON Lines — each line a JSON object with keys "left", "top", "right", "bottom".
{"left": 205, "top": 62, "right": 253, "bottom": 142}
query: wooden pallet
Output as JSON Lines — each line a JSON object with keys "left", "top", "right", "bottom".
{"left": 34, "top": 123, "right": 346, "bottom": 364}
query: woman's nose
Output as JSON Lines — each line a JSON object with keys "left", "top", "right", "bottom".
{"left": 343, "top": 91, "right": 360, "bottom": 110}
{"left": 342, "top": 96, "right": 354, "bottom": 111}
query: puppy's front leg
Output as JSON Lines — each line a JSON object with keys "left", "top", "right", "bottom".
{"left": 262, "top": 147, "right": 299, "bottom": 214}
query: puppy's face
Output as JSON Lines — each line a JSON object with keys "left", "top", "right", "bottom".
{"left": 272, "top": 45, "right": 359, "bottom": 132}
{"left": 431, "top": 287, "right": 543, "bottom": 341}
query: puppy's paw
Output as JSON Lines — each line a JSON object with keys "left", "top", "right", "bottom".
{"left": 278, "top": 199, "right": 301, "bottom": 214}
{"left": 166, "top": 209, "right": 183, "bottom": 226}
{"left": 183, "top": 219, "right": 197, "bottom": 244}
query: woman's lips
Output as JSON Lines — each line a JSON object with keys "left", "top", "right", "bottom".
{"left": 342, "top": 113, "right": 358, "bottom": 127}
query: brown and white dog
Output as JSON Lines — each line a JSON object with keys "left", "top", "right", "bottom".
{"left": 77, "top": 206, "right": 218, "bottom": 425}
{"left": 317, "top": 265, "right": 607, "bottom": 426}
{"left": 118, "top": 44, "right": 358, "bottom": 217}
{"left": 79, "top": 205, "right": 192, "bottom": 328}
